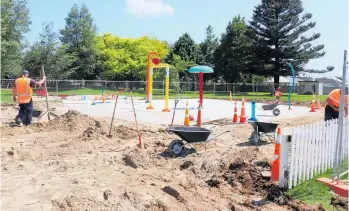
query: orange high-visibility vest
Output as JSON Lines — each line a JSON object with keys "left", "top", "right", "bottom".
{"left": 328, "top": 89, "right": 348, "bottom": 108}
{"left": 15, "top": 77, "right": 33, "bottom": 104}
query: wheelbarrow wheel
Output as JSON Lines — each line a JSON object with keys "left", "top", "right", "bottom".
{"left": 249, "top": 131, "right": 259, "bottom": 145}
{"left": 272, "top": 108, "right": 280, "bottom": 116}
{"left": 168, "top": 139, "right": 184, "bottom": 156}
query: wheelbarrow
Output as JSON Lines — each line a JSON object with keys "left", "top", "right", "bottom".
{"left": 261, "top": 102, "right": 280, "bottom": 116}
{"left": 166, "top": 126, "right": 230, "bottom": 156}
{"left": 14, "top": 109, "right": 53, "bottom": 125}
{"left": 249, "top": 122, "right": 279, "bottom": 145}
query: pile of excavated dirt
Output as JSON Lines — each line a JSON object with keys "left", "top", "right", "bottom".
{"left": 214, "top": 149, "right": 320, "bottom": 210}
{"left": 331, "top": 196, "right": 348, "bottom": 210}
{"left": 41, "top": 110, "right": 102, "bottom": 132}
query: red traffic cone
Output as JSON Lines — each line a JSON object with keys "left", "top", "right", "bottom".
{"left": 233, "top": 102, "right": 238, "bottom": 123}
{"left": 310, "top": 95, "right": 316, "bottom": 112}
{"left": 271, "top": 128, "right": 281, "bottom": 182}
{"left": 240, "top": 97, "right": 247, "bottom": 124}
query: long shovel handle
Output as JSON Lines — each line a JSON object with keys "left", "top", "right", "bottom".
{"left": 170, "top": 100, "right": 179, "bottom": 126}
{"left": 207, "top": 130, "right": 231, "bottom": 142}
{"left": 41, "top": 65, "right": 51, "bottom": 120}
{"left": 130, "top": 91, "right": 142, "bottom": 148}
{"left": 108, "top": 95, "right": 119, "bottom": 137}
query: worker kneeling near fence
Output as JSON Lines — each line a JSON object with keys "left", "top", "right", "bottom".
{"left": 324, "top": 87, "right": 348, "bottom": 121}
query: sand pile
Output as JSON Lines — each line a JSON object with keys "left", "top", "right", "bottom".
{"left": 42, "top": 110, "right": 102, "bottom": 132}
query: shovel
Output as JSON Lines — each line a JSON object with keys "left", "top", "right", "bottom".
{"left": 170, "top": 100, "right": 179, "bottom": 126}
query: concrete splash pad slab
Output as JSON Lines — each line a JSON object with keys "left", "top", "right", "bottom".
{"left": 61, "top": 97, "right": 318, "bottom": 126}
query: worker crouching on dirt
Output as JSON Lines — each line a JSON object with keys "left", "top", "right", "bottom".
{"left": 324, "top": 87, "right": 348, "bottom": 121}
{"left": 12, "top": 70, "right": 46, "bottom": 126}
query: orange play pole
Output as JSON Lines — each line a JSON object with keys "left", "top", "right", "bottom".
{"left": 146, "top": 52, "right": 158, "bottom": 101}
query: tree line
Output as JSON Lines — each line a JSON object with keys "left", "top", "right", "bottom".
{"left": 1, "top": 0, "right": 334, "bottom": 87}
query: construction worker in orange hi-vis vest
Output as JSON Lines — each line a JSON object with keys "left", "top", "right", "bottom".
{"left": 12, "top": 70, "right": 46, "bottom": 126}
{"left": 324, "top": 87, "right": 348, "bottom": 121}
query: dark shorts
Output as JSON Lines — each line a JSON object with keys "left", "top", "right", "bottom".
{"left": 324, "top": 105, "right": 339, "bottom": 121}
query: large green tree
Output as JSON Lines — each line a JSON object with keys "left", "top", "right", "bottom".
{"left": 60, "top": 4, "right": 97, "bottom": 79}
{"left": 247, "top": 0, "right": 333, "bottom": 87}
{"left": 22, "top": 23, "right": 75, "bottom": 79}
{"left": 165, "top": 33, "right": 203, "bottom": 81}
{"left": 213, "top": 16, "right": 252, "bottom": 83}
{"left": 95, "top": 33, "right": 169, "bottom": 80}
{"left": 1, "top": 0, "right": 31, "bottom": 78}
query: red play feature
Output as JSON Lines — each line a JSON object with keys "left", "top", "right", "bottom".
{"left": 152, "top": 57, "right": 160, "bottom": 65}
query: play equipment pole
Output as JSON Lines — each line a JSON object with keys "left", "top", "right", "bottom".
{"left": 147, "top": 67, "right": 154, "bottom": 109}
{"left": 196, "top": 72, "right": 204, "bottom": 126}
{"left": 248, "top": 101, "right": 258, "bottom": 122}
{"left": 162, "top": 66, "right": 170, "bottom": 112}
{"left": 199, "top": 72, "right": 203, "bottom": 107}
{"left": 146, "top": 52, "right": 158, "bottom": 102}
{"left": 287, "top": 63, "right": 296, "bottom": 110}
{"left": 147, "top": 63, "right": 170, "bottom": 111}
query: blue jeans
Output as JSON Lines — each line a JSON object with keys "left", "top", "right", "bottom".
{"left": 18, "top": 98, "right": 33, "bottom": 125}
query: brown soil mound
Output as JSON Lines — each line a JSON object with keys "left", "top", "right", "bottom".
{"left": 331, "top": 196, "right": 348, "bottom": 210}
{"left": 122, "top": 147, "right": 165, "bottom": 169}
{"left": 42, "top": 110, "right": 102, "bottom": 132}
{"left": 215, "top": 150, "right": 317, "bottom": 210}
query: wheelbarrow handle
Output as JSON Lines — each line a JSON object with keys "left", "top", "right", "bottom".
{"left": 207, "top": 130, "right": 231, "bottom": 142}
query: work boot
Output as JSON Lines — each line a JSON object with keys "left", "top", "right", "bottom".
{"left": 15, "top": 115, "right": 21, "bottom": 125}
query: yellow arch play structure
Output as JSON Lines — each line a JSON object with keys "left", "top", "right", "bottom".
{"left": 147, "top": 63, "right": 170, "bottom": 112}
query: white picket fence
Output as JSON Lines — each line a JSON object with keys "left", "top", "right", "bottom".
{"left": 278, "top": 118, "right": 349, "bottom": 189}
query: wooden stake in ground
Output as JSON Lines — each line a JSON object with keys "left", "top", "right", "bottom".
{"left": 41, "top": 65, "right": 51, "bottom": 120}
{"left": 107, "top": 95, "right": 119, "bottom": 138}
{"left": 130, "top": 91, "right": 142, "bottom": 149}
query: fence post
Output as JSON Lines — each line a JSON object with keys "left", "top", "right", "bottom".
{"left": 279, "top": 134, "right": 290, "bottom": 188}
{"left": 56, "top": 80, "right": 58, "bottom": 97}
{"left": 126, "top": 81, "right": 129, "bottom": 91}
{"left": 212, "top": 82, "right": 215, "bottom": 95}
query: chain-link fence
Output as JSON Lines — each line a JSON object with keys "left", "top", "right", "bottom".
{"left": 0, "top": 79, "right": 340, "bottom": 99}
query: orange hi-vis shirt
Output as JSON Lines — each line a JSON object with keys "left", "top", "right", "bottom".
{"left": 327, "top": 89, "right": 348, "bottom": 108}
{"left": 15, "top": 77, "right": 33, "bottom": 104}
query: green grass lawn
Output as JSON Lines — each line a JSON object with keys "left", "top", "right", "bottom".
{"left": 0, "top": 88, "right": 327, "bottom": 103}
{"left": 287, "top": 162, "right": 348, "bottom": 210}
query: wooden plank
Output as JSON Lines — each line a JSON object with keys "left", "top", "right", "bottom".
{"left": 304, "top": 123, "right": 310, "bottom": 181}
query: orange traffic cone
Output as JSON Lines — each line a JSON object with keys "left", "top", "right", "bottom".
{"left": 229, "top": 91, "right": 233, "bottom": 101}
{"left": 184, "top": 102, "right": 191, "bottom": 126}
{"left": 233, "top": 102, "right": 238, "bottom": 123}
{"left": 316, "top": 95, "right": 322, "bottom": 110}
{"left": 310, "top": 95, "right": 316, "bottom": 112}
{"left": 271, "top": 128, "right": 281, "bottom": 182}
{"left": 239, "top": 97, "right": 247, "bottom": 124}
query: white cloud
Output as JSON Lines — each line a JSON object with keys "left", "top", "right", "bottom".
{"left": 125, "top": 0, "right": 174, "bottom": 17}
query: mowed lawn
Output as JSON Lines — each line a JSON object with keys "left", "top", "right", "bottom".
{"left": 0, "top": 88, "right": 327, "bottom": 104}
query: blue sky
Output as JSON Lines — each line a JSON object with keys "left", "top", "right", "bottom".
{"left": 25, "top": 0, "right": 348, "bottom": 77}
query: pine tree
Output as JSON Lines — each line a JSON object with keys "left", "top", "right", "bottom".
{"left": 247, "top": 0, "right": 333, "bottom": 87}
{"left": 60, "top": 4, "right": 97, "bottom": 79}
{"left": 213, "top": 16, "right": 252, "bottom": 83}
{"left": 200, "top": 25, "right": 219, "bottom": 66}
